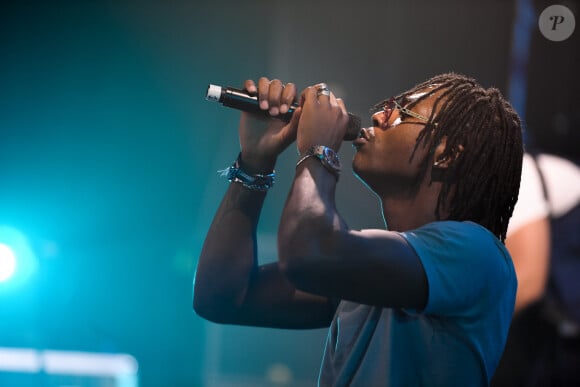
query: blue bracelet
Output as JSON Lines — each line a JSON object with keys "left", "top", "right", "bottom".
{"left": 220, "top": 153, "right": 275, "bottom": 191}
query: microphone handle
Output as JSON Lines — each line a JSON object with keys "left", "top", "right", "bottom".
{"left": 206, "top": 84, "right": 361, "bottom": 141}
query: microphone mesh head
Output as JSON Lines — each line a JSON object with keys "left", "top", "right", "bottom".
{"left": 345, "top": 113, "right": 362, "bottom": 141}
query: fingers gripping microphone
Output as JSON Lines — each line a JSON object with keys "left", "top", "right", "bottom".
{"left": 206, "top": 84, "right": 361, "bottom": 141}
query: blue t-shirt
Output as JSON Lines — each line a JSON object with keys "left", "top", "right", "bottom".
{"left": 318, "top": 221, "right": 517, "bottom": 386}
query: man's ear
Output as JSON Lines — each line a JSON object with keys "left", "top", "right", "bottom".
{"left": 432, "top": 137, "right": 463, "bottom": 180}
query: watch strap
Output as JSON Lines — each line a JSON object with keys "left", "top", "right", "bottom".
{"left": 297, "top": 145, "right": 341, "bottom": 180}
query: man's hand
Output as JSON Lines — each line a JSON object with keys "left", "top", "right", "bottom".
{"left": 238, "top": 77, "right": 300, "bottom": 173}
{"left": 296, "top": 84, "right": 349, "bottom": 155}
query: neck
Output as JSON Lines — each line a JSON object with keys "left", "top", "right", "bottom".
{"left": 379, "top": 181, "right": 447, "bottom": 232}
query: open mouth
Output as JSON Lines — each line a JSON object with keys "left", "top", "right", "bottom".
{"left": 353, "top": 127, "right": 374, "bottom": 149}
{"left": 360, "top": 127, "right": 374, "bottom": 141}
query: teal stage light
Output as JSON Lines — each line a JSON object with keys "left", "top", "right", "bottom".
{"left": 0, "top": 244, "right": 17, "bottom": 282}
{"left": 0, "top": 226, "right": 38, "bottom": 292}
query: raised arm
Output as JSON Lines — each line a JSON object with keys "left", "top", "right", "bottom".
{"left": 193, "top": 78, "right": 337, "bottom": 329}
{"left": 278, "top": 86, "right": 428, "bottom": 309}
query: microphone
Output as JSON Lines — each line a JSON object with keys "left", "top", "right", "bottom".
{"left": 206, "top": 84, "right": 361, "bottom": 141}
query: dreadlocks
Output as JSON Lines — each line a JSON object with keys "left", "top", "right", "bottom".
{"left": 386, "top": 73, "right": 523, "bottom": 242}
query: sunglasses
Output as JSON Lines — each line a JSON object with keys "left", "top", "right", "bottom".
{"left": 382, "top": 97, "right": 433, "bottom": 124}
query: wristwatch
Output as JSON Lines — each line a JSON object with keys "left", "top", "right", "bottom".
{"left": 297, "top": 145, "right": 342, "bottom": 180}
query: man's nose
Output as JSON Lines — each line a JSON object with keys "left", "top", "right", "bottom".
{"left": 372, "top": 109, "right": 392, "bottom": 128}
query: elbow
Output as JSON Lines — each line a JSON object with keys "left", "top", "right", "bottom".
{"left": 192, "top": 269, "right": 213, "bottom": 319}
{"left": 193, "top": 301, "right": 223, "bottom": 324}
{"left": 193, "top": 290, "right": 237, "bottom": 325}
{"left": 192, "top": 278, "right": 238, "bottom": 324}
{"left": 192, "top": 286, "right": 219, "bottom": 322}
{"left": 192, "top": 255, "right": 254, "bottom": 324}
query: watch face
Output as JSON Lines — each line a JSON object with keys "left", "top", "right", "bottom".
{"left": 322, "top": 147, "right": 341, "bottom": 169}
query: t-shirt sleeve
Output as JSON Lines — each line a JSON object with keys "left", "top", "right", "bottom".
{"left": 401, "top": 222, "right": 516, "bottom": 317}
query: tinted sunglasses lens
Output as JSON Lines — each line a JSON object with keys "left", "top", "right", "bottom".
{"left": 383, "top": 98, "right": 395, "bottom": 120}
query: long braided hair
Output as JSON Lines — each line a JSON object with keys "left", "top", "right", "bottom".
{"left": 378, "top": 73, "right": 523, "bottom": 242}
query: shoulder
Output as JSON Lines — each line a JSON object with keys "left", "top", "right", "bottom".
{"left": 401, "top": 221, "right": 499, "bottom": 252}
{"left": 401, "top": 221, "right": 511, "bottom": 274}
{"left": 400, "top": 221, "right": 516, "bottom": 316}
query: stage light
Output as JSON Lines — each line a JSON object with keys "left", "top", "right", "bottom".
{"left": 0, "top": 244, "right": 17, "bottom": 282}
{"left": 0, "top": 226, "right": 38, "bottom": 292}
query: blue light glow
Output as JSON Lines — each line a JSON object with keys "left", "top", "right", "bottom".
{"left": 0, "top": 226, "right": 38, "bottom": 291}
{"left": 0, "top": 244, "right": 17, "bottom": 282}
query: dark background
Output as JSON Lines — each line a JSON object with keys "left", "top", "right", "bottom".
{"left": 0, "top": 1, "right": 577, "bottom": 386}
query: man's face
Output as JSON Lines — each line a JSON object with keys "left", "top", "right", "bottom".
{"left": 352, "top": 88, "right": 442, "bottom": 195}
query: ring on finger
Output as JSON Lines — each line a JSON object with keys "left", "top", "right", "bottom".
{"left": 316, "top": 82, "right": 330, "bottom": 96}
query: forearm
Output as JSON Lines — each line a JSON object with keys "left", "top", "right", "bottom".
{"left": 195, "top": 161, "right": 337, "bottom": 328}
{"left": 193, "top": 181, "right": 267, "bottom": 321}
{"left": 278, "top": 160, "right": 345, "bottom": 286}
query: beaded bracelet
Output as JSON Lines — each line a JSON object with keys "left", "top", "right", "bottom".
{"left": 219, "top": 153, "right": 275, "bottom": 191}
